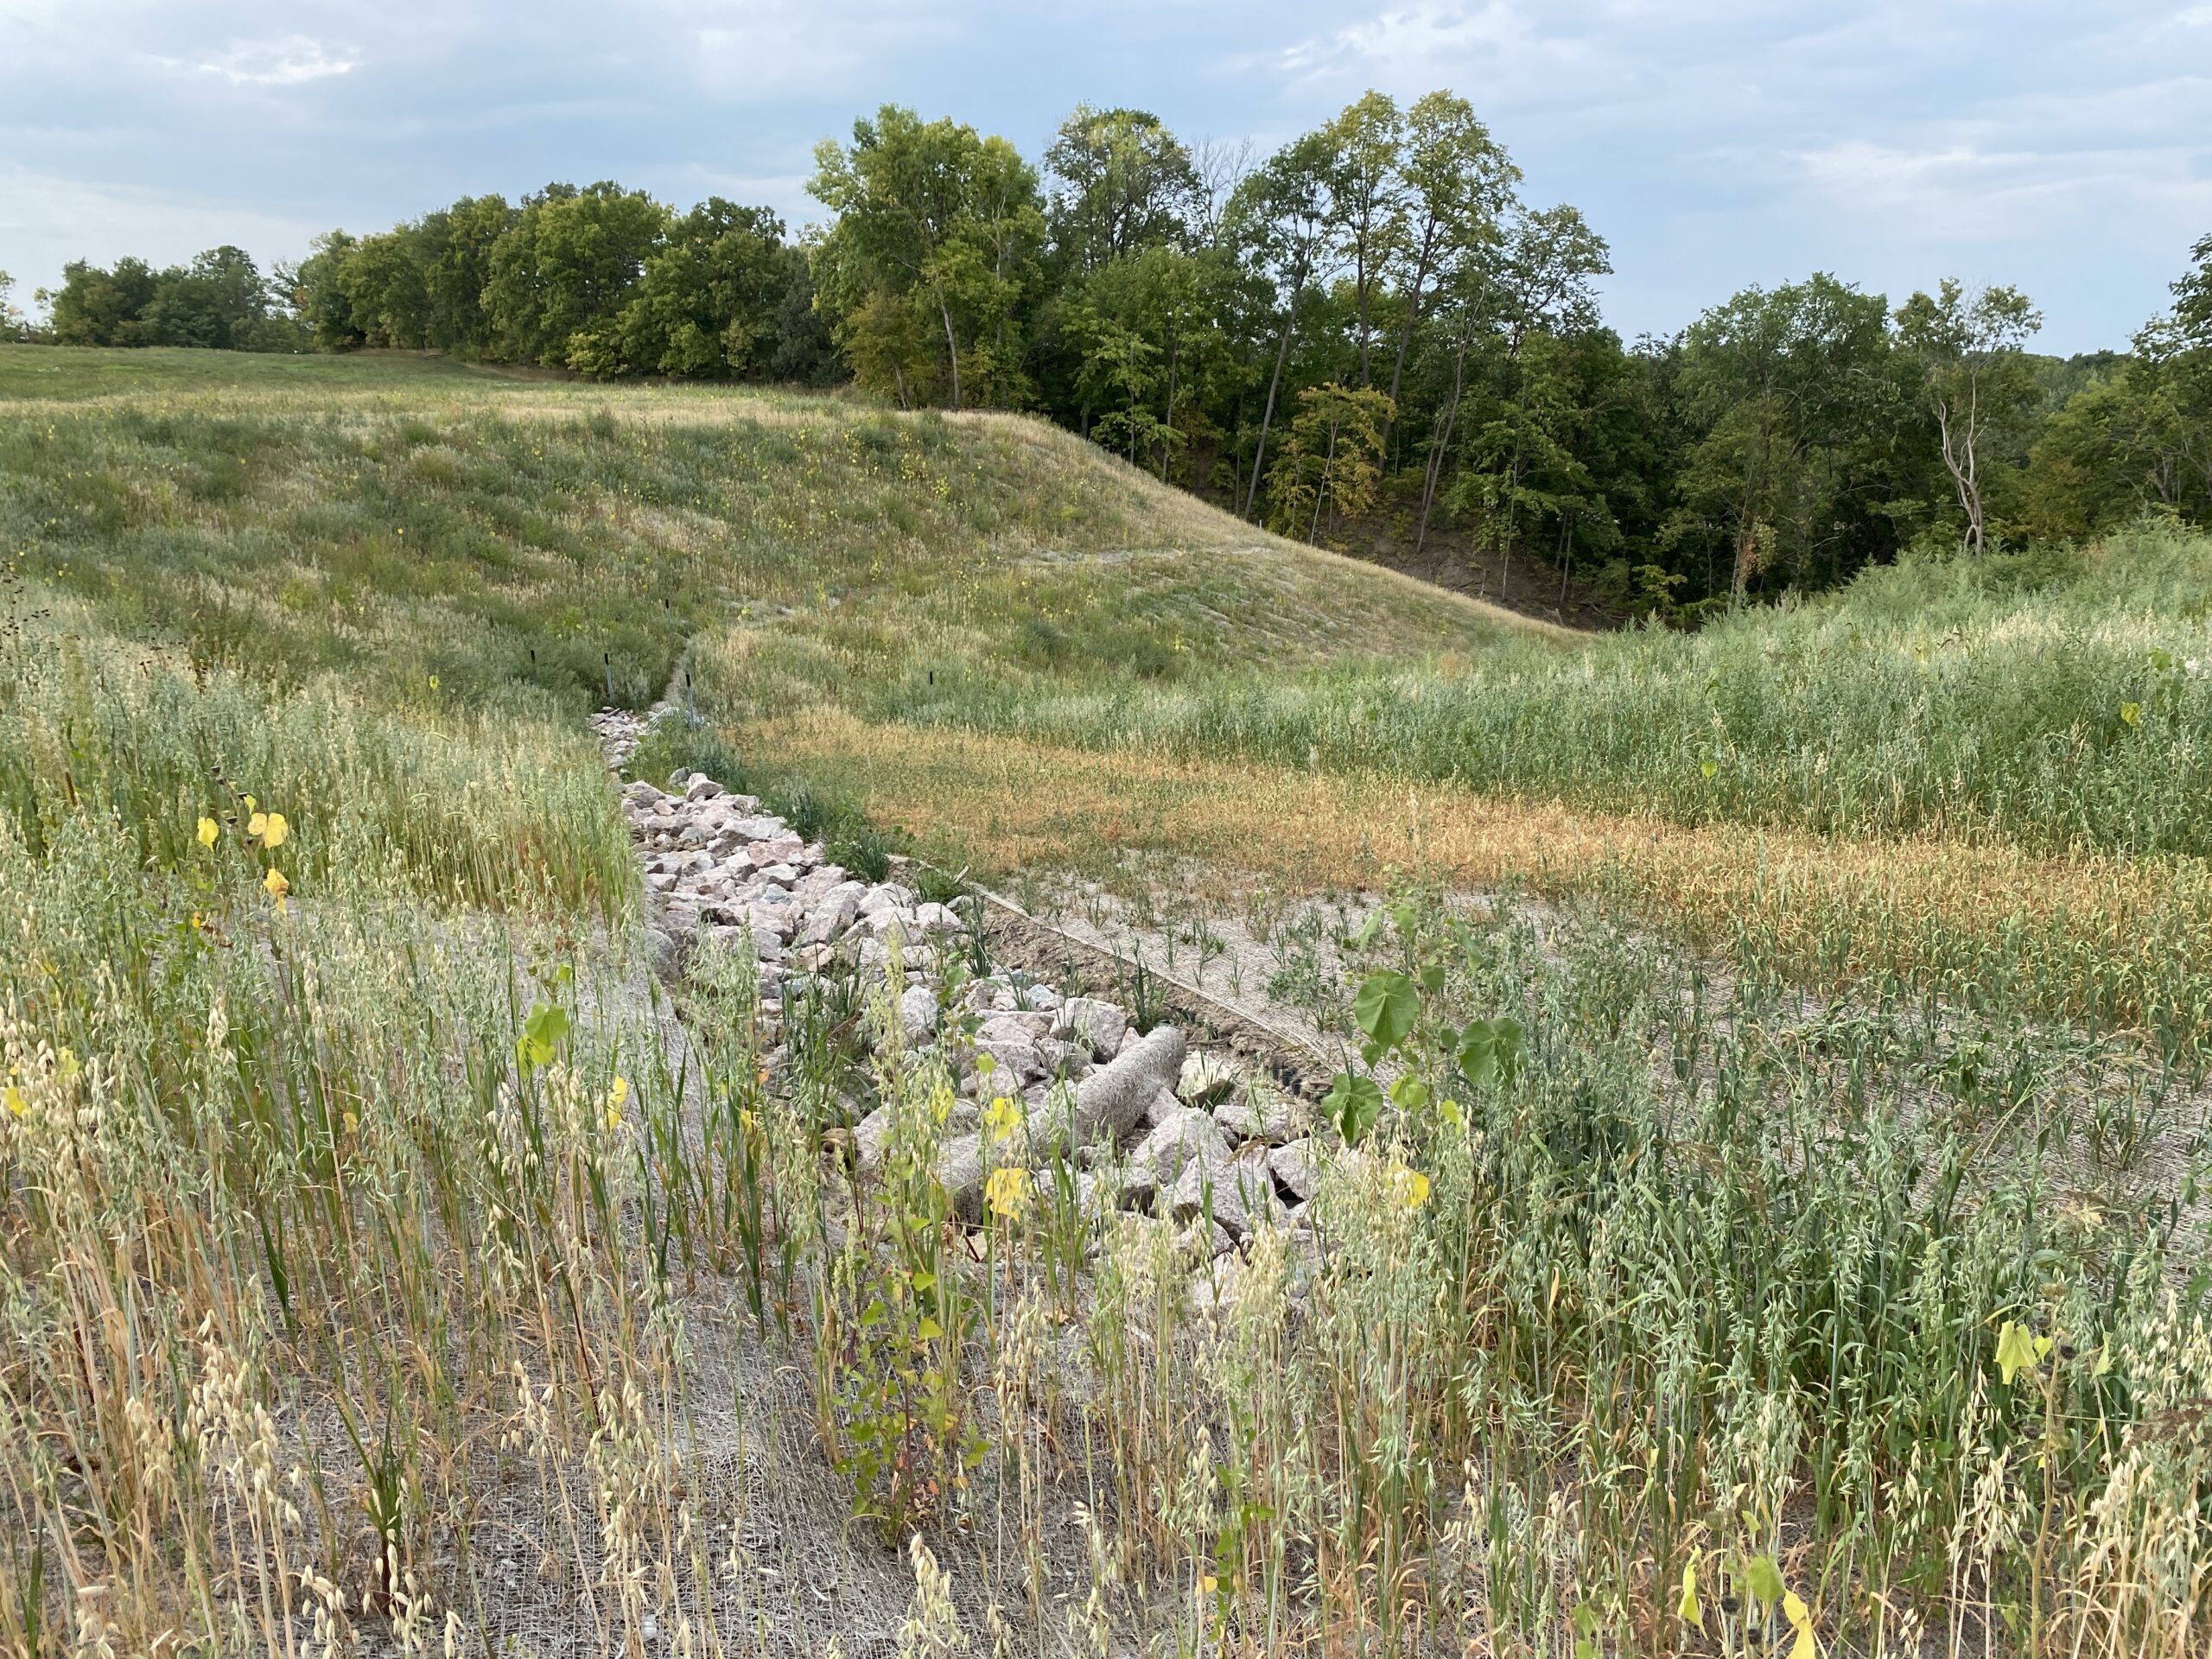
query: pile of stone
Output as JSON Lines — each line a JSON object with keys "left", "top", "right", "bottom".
{"left": 857, "top": 991, "right": 1324, "bottom": 1264}
{"left": 615, "top": 757, "right": 1324, "bottom": 1268}
{"left": 622, "top": 772, "right": 962, "bottom": 988}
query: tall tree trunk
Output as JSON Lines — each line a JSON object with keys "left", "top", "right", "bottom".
{"left": 1160, "top": 321, "right": 1179, "bottom": 482}
{"left": 1356, "top": 246, "right": 1373, "bottom": 389}
{"left": 1380, "top": 226, "right": 1438, "bottom": 460}
{"left": 1415, "top": 317, "right": 1473, "bottom": 554}
{"left": 1243, "top": 272, "right": 1304, "bottom": 520}
{"left": 1310, "top": 423, "right": 1340, "bottom": 544}
{"left": 938, "top": 292, "right": 962, "bottom": 410}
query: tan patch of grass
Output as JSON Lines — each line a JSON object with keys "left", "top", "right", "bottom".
{"left": 762, "top": 707, "right": 2212, "bottom": 1041}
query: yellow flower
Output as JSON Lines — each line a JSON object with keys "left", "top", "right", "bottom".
{"left": 983, "top": 1095, "right": 1023, "bottom": 1145}
{"left": 244, "top": 795, "right": 257, "bottom": 812}
{"left": 264, "top": 867, "right": 290, "bottom": 910}
{"left": 985, "top": 1165, "right": 1031, "bottom": 1220}
{"left": 341, "top": 1109, "right": 359, "bottom": 1135}
{"left": 259, "top": 812, "right": 288, "bottom": 849}
{"left": 196, "top": 816, "right": 219, "bottom": 849}
{"left": 3, "top": 1085, "right": 25, "bottom": 1119}
{"left": 247, "top": 810, "right": 267, "bottom": 840}
{"left": 608, "top": 1075, "right": 628, "bottom": 1107}
{"left": 1392, "top": 1165, "right": 1432, "bottom": 1211}
{"left": 1782, "top": 1590, "right": 1818, "bottom": 1658}
{"left": 1677, "top": 1554, "right": 1702, "bottom": 1630}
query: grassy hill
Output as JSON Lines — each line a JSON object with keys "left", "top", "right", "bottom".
{"left": 4, "top": 347, "right": 2210, "bottom": 1657}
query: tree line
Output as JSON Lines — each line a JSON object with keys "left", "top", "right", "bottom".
{"left": 21, "top": 93, "right": 2212, "bottom": 617}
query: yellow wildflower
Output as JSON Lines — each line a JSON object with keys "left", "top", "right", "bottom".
{"left": 1392, "top": 1165, "right": 1432, "bottom": 1211}
{"left": 983, "top": 1095, "right": 1023, "bottom": 1145}
{"left": 264, "top": 867, "right": 290, "bottom": 911}
{"left": 1782, "top": 1590, "right": 1817, "bottom": 1659}
{"left": 196, "top": 816, "right": 219, "bottom": 849}
{"left": 985, "top": 1165, "right": 1031, "bottom": 1220}
{"left": 341, "top": 1109, "right": 359, "bottom": 1135}
{"left": 3, "top": 1085, "right": 25, "bottom": 1119}
{"left": 259, "top": 812, "right": 288, "bottom": 849}
{"left": 247, "top": 811, "right": 267, "bottom": 840}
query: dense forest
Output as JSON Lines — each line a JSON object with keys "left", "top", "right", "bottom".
{"left": 13, "top": 93, "right": 2212, "bottom": 616}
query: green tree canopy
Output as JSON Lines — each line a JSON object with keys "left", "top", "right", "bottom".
{"left": 483, "top": 182, "right": 669, "bottom": 370}
{"left": 810, "top": 105, "right": 1046, "bottom": 409}
{"left": 1044, "top": 106, "right": 1199, "bottom": 275}
{"left": 617, "top": 200, "right": 799, "bottom": 378}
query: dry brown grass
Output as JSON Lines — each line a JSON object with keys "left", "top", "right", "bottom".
{"left": 763, "top": 707, "right": 2212, "bottom": 1043}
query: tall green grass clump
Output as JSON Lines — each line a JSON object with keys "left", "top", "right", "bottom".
{"left": 884, "top": 521, "right": 2212, "bottom": 859}
{"left": 0, "top": 601, "right": 632, "bottom": 917}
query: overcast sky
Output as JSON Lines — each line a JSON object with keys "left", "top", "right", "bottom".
{"left": 3, "top": 1, "right": 2209, "bottom": 353}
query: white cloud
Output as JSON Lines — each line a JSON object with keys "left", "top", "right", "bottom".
{"left": 197, "top": 35, "right": 359, "bottom": 87}
{"left": 642, "top": 0, "right": 949, "bottom": 97}
{"left": 0, "top": 164, "right": 327, "bottom": 301}
{"left": 1792, "top": 137, "right": 2212, "bottom": 270}
{"left": 1278, "top": 2, "right": 1544, "bottom": 82}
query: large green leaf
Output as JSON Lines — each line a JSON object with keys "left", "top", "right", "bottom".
{"left": 1324, "top": 1071, "right": 1385, "bottom": 1146}
{"left": 516, "top": 1001, "right": 571, "bottom": 1072}
{"left": 1352, "top": 969, "right": 1420, "bottom": 1052}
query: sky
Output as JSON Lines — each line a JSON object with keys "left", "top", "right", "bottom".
{"left": 3, "top": 1, "right": 2209, "bottom": 353}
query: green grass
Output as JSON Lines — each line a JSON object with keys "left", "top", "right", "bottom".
{"left": 0, "top": 343, "right": 505, "bottom": 400}
{"left": 2, "top": 346, "right": 2209, "bottom": 1657}
{"left": 830, "top": 524, "right": 2212, "bottom": 860}
{"left": 1, "top": 343, "right": 1533, "bottom": 719}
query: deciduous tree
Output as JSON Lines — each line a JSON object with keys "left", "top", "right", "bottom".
{"left": 1896, "top": 278, "right": 2043, "bottom": 552}
{"left": 810, "top": 105, "right": 1046, "bottom": 410}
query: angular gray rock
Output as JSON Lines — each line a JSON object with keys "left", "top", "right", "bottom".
{"left": 1255, "top": 1087, "right": 1313, "bottom": 1144}
{"left": 1052, "top": 996, "right": 1129, "bottom": 1062}
{"left": 936, "top": 1134, "right": 984, "bottom": 1224}
{"left": 854, "top": 1105, "right": 895, "bottom": 1176}
{"left": 898, "top": 984, "right": 939, "bottom": 1045}
{"left": 1172, "top": 1153, "right": 1248, "bottom": 1238}
{"left": 858, "top": 883, "right": 917, "bottom": 917}
{"left": 798, "top": 881, "right": 865, "bottom": 945}
{"left": 978, "top": 1011, "right": 1053, "bottom": 1045}
{"left": 1135, "top": 1104, "right": 1229, "bottom": 1191}
{"left": 1211, "top": 1092, "right": 1263, "bottom": 1144}
{"left": 1139, "top": 1081, "right": 1181, "bottom": 1132}
{"left": 972, "top": 1032, "right": 1043, "bottom": 1090}
{"left": 1035, "top": 1036, "right": 1090, "bottom": 1082}
{"left": 1175, "top": 1216, "right": 1236, "bottom": 1261}
{"left": 1268, "top": 1139, "right": 1320, "bottom": 1203}
{"left": 1230, "top": 1144, "right": 1287, "bottom": 1231}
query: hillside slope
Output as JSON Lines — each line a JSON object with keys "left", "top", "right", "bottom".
{"left": 5, "top": 346, "right": 2211, "bottom": 1657}
{"left": 0, "top": 345, "right": 1558, "bottom": 719}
